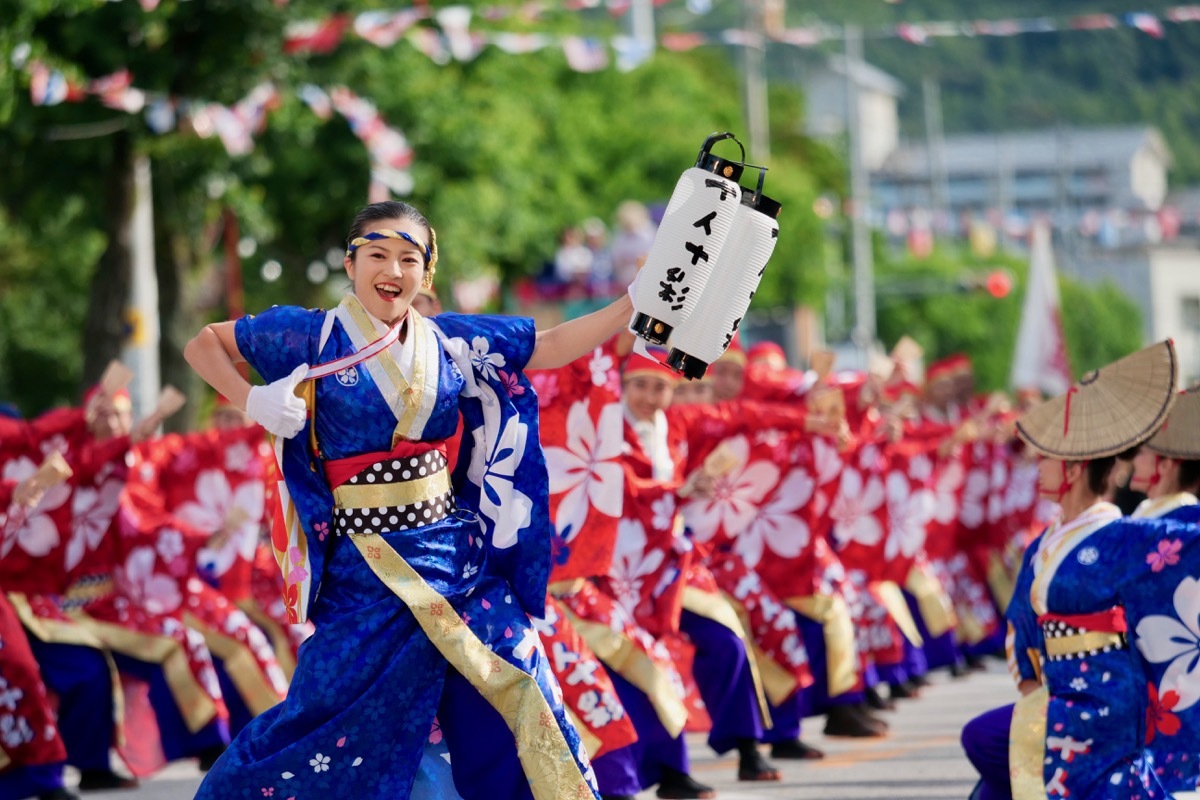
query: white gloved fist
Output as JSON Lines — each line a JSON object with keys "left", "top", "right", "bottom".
{"left": 246, "top": 363, "right": 310, "bottom": 439}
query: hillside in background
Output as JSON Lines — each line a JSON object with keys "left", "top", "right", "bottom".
{"left": 727, "top": 0, "right": 1200, "bottom": 186}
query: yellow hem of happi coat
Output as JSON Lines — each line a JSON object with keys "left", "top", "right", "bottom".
{"left": 8, "top": 592, "right": 127, "bottom": 747}
{"left": 1009, "top": 686, "right": 1049, "bottom": 800}
{"left": 904, "top": 566, "right": 957, "bottom": 639}
{"left": 986, "top": 553, "right": 1016, "bottom": 616}
{"left": 557, "top": 607, "right": 690, "bottom": 740}
{"left": 871, "top": 580, "right": 925, "bottom": 647}
{"left": 787, "top": 594, "right": 859, "bottom": 699}
{"left": 236, "top": 599, "right": 298, "bottom": 680}
{"left": 675, "top": 586, "right": 776, "bottom": 723}
{"left": 349, "top": 533, "right": 595, "bottom": 800}
{"left": 64, "top": 609, "right": 218, "bottom": 734}
{"left": 721, "top": 591, "right": 801, "bottom": 708}
{"left": 182, "top": 613, "right": 283, "bottom": 717}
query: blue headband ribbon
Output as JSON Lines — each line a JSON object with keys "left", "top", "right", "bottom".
{"left": 346, "top": 229, "right": 431, "bottom": 262}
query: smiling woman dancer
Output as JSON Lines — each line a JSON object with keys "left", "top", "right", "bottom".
{"left": 184, "top": 201, "right": 639, "bottom": 800}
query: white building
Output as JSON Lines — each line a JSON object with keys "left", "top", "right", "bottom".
{"left": 804, "top": 55, "right": 904, "bottom": 172}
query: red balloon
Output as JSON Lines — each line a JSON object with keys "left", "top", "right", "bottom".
{"left": 986, "top": 270, "right": 1012, "bottom": 299}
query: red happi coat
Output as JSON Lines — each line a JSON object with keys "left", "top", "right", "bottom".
{"left": 531, "top": 342, "right": 625, "bottom": 583}
{"left": 122, "top": 434, "right": 287, "bottom": 709}
{"left": 0, "top": 589, "right": 67, "bottom": 775}
{"left": 946, "top": 441, "right": 1002, "bottom": 645}
{"left": 534, "top": 597, "right": 637, "bottom": 758}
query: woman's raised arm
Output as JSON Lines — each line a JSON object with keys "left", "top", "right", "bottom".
{"left": 526, "top": 294, "right": 635, "bottom": 371}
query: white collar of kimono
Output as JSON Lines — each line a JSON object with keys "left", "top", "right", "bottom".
{"left": 1131, "top": 492, "right": 1199, "bottom": 520}
{"left": 1030, "top": 501, "right": 1122, "bottom": 615}
{"left": 333, "top": 294, "right": 442, "bottom": 446}
{"left": 625, "top": 404, "right": 672, "bottom": 482}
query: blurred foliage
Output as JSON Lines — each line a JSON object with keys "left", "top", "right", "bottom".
{"left": 0, "top": 0, "right": 837, "bottom": 417}
{"left": 874, "top": 243, "right": 1142, "bottom": 391}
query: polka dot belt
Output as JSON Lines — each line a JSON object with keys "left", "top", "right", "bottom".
{"left": 1039, "top": 607, "right": 1128, "bottom": 661}
{"left": 331, "top": 450, "right": 455, "bottom": 535}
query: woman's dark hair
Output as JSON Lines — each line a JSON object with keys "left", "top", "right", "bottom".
{"left": 1177, "top": 459, "right": 1200, "bottom": 493}
{"left": 345, "top": 202, "right": 439, "bottom": 276}
{"left": 1084, "top": 456, "right": 1117, "bottom": 496}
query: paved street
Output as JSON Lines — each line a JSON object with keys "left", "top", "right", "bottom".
{"left": 78, "top": 662, "right": 1015, "bottom": 800}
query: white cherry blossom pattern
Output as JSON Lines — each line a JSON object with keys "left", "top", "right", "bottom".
{"left": 932, "top": 460, "right": 965, "bottom": 526}
{"left": 987, "top": 455, "right": 1009, "bottom": 524}
{"left": 829, "top": 467, "right": 886, "bottom": 549}
{"left": 156, "top": 528, "right": 185, "bottom": 564}
{"left": 811, "top": 437, "right": 843, "bottom": 488}
{"left": 545, "top": 401, "right": 624, "bottom": 541}
{"left": 735, "top": 468, "right": 814, "bottom": 567}
{"left": 958, "top": 467, "right": 990, "bottom": 530}
{"left": 116, "top": 546, "right": 182, "bottom": 615}
{"left": 0, "top": 456, "right": 70, "bottom": 560}
{"left": 587, "top": 348, "right": 616, "bottom": 388}
{"left": 469, "top": 336, "right": 506, "bottom": 382}
{"left": 885, "top": 471, "right": 934, "bottom": 561}
{"left": 1005, "top": 460, "right": 1039, "bottom": 516}
{"left": 224, "top": 440, "right": 255, "bottom": 474}
{"left": 681, "top": 436, "right": 778, "bottom": 545}
{"left": 177, "top": 469, "right": 266, "bottom": 578}
{"left": 65, "top": 478, "right": 123, "bottom": 571}
{"left": 650, "top": 494, "right": 676, "bottom": 532}
{"left": 608, "top": 519, "right": 665, "bottom": 619}
{"left": 1136, "top": 576, "right": 1200, "bottom": 711}
{"left": 466, "top": 413, "right": 533, "bottom": 549}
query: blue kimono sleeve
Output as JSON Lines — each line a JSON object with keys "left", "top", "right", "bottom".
{"left": 1006, "top": 534, "right": 1044, "bottom": 685}
{"left": 234, "top": 305, "right": 326, "bottom": 383}
{"left": 432, "top": 312, "right": 537, "bottom": 373}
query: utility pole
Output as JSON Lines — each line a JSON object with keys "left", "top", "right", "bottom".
{"left": 844, "top": 25, "right": 876, "bottom": 352}
{"left": 743, "top": 0, "right": 770, "bottom": 160}
{"left": 922, "top": 75, "right": 948, "bottom": 232}
{"left": 630, "top": 0, "right": 656, "bottom": 54}
{"left": 121, "top": 153, "right": 160, "bottom": 419}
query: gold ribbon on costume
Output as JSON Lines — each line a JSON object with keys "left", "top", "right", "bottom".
{"left": 681, "top": 587, "right": 772, "bottom": 725}
{"left": 904, "top": 565, "right": 957, "bottom": 638}
{"left": 65, "top": 610, "right": 218, "bottom": 734}
{"left": 237, "top": 599, "right": 298, "bottom": 680}
{"left": 349, "top": 533, "right": 595, "bottom": 800}
{"left": 332, "top": 469, "right": 451, "bottom": 510}
{"left": 182, "top": 612, "right": 284, "bottom": 716}
{"left": 871, "top": 580, "right": 924, "bottom": 647}
{"left": 1009, "top": 686, "right": 1049, "bottom": 800}
{"left": 8, "top": 592, "right": 127, "bottom": 747}
{"left": 721, "top": 592, "right": 800, "bottom": 709}
{"left": 788, "top": 594, "right": 859, "bottom": 698}
{"left": 1043, "top": 631, "right": 1124, "bottom": 659}
{"left": 987, "top": 552, "right": 1016, "bottom": 615}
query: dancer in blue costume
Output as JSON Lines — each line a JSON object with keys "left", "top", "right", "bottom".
{"left": 185, "top": 201, "right": 641, "bottom": 800}
{"left": 963, "top": 340, "right": 1200, "bottom": 799}
{"left": 1126, "top": 387, "right": 1200, "bottom": 793}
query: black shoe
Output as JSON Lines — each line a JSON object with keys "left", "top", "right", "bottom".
{"left": 866, "top": 685, "right": 896, "bottom": 710}
{"left": 965, "top": 653, "right": 987, "bottom": 672}
{"left": 909, "top": 672, "right": 931, "bottom": 688}
{"left": 769, "top": 738, "right": 825, "bottom": 760}
{"left": 948, "top": 661, "right": 968, "bottom": 678}
{"left": 77, "top": 769, "right": 139, "bottom": 791}
{"left": 38, "top": 789, "right": 81, "bottom": 800}
{"left": 889, "top": 680, "right": 919, "bottom": 700}
{"left": 823, "top": 704, "right": 887, "bottom": 738}
{"left": 197, "top": 744, "right": 227, "bottom": 772}
{"left": 656, "top": 767, "right": 716, "bottom": 799}
{"left": 736, "top": 741, "right": 782, "bottom": 782}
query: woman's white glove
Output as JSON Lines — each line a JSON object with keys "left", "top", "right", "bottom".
{"left": 245, "top": 363, "right": 310, "bottom": 439}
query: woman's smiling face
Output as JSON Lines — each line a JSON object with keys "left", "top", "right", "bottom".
{"left": 343, "top": 218, "right": 429, "bottom": 325}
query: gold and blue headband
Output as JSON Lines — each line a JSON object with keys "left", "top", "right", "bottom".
{"left": 345, "top": 229, "right": 431, "bottom": 262}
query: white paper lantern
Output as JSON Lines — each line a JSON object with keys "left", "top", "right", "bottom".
{"left": 666, "top": 190, "right": 781, "bottom": 378}
{"left": 630, "top": 136, "right": 746, "bottom": 345}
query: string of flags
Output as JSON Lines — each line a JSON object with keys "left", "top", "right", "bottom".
{"left": 20, "top": 2, "right": 1200, "bottom": 186}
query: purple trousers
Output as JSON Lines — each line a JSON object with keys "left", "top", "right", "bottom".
{"left": 28, "top": 640, "right": 116, "bottom": 771}
{"left": 794, "top": 611, "right": 863, "bottom": 716}
{"left": 112, "top": 652, "right": 229, "bottom": 762}
{"left": 961, "top": 703, "right": 1013, "bottom": 800}
{"left": 680, "top": 609, "right": 763, "bottom": 754}
{"left": 591, "top": 670, "right": 688, "bottom": 795}
{"left": 762, "top": 690, "right": 803, "bottom": 744}
{"left": 904, "top": 589, "right": 960, "bottom": 671}
{"left": 0, "top": 763, "right": 64, "bottom": 800}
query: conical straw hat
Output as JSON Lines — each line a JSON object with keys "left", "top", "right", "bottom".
{"left": 1016, "top": 340, "right": 1178, "bottom": 459}
{"left": 1146, "top": 386, "right": 1200, "bottom": 459}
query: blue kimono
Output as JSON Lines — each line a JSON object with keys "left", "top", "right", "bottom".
{"left": 194, "top": 296, "right": 598, "bottom": 800}
{"left": 1006, "top": 502, "right": 1200, "bottom": 799}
